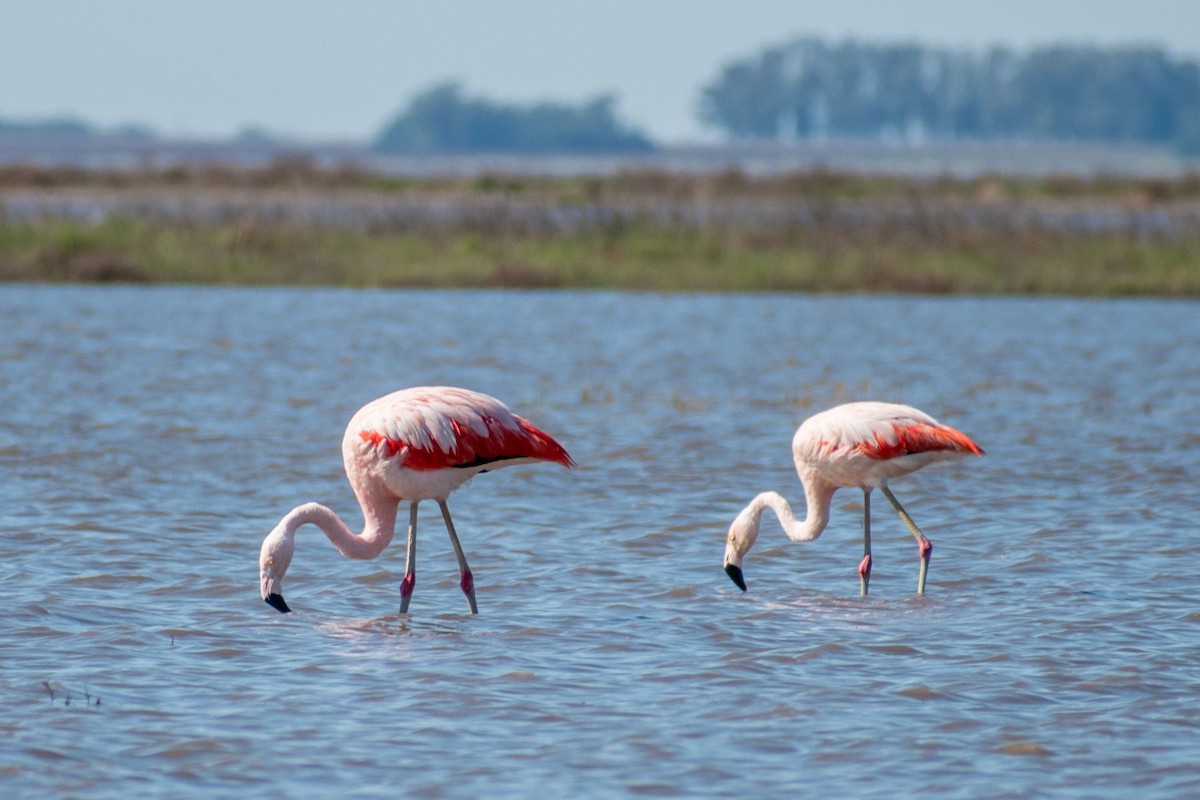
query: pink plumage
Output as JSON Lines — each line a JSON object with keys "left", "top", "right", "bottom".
{"left": 259, "top": 387, "right": 573, "bottom": 615}
{"left": 354, "top": 387, "right": 573, "bottom": 471}
{"left": 724, "top": 401, "right": 983, "bottom": 596}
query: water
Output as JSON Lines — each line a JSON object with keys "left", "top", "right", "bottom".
{"left": 2, "top": 286, "right": 1198, "bottom": 798}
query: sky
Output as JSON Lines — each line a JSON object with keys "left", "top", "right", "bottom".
{"left": 4, "top": 0, "right": 1200, "bottom": 143}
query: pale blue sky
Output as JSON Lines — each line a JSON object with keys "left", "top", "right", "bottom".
{"left": 3, "top": 0, "right": 1199, "bottom": 142}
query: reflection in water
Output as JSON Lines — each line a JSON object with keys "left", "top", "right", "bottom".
{"left": 2, "top": 287, "right": 1199, "bottom": 798}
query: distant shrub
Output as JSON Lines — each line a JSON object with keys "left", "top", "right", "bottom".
{"left": 374, "top": 82, "right": 654, "bottom": 155}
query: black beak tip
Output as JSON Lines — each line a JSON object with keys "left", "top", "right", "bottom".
{"left": 265, "top": 593, "right": 292, "bottom": 614}
{"left": 724, "top": 563, "right": 747, "bottom": 592}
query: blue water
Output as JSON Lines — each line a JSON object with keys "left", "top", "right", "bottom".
{"left": 2, "top": 286, "right": 1198, "bottom": 798}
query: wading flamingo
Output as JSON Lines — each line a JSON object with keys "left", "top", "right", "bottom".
{"left": 723, "top": 402, "right": 982, "bottom": 596}
{"left": 259, "top": 386, "right": 573, "bottom": 614}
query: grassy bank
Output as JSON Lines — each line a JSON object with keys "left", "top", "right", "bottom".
{"left": 3, "top": 162, "right": 1200, "bottom": 295}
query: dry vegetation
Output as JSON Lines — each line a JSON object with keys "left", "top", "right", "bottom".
{"left": 3, "top": 159, "right": 1200, "bottom": 295}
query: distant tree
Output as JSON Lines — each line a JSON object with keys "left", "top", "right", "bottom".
{"left": 0, "top": 116, "right": 94, "bottom": 136}
{"left": 696, "top": 51, "right": 791, "bottom": 138}
{"left": 373, "top": 82, "right": 654, "bottom": 154}
{"left": 0, "top": 117, "right": 158, "bottom": 139}
{"left": 236, "top": 126, "right": 278, "bottom": 142}
{"left": 1010, "top": 46, "right": 1200, "bottom": 142}
{"left": 111, "top": 123, "right": 156, "bottom": 140}
{"left": 698, "top": 38, "right": 1200, "bottom": 148}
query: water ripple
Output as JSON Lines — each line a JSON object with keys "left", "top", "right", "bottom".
{"left": 2, "top": 287, "right": 1199, "bottom": 798}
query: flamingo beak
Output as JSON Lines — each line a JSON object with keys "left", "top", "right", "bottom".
{"left": 264, "top": 593, "right": 292, "bottom": 613}
{"left": 724, "top": 563, "right": 747, "bottom": 592}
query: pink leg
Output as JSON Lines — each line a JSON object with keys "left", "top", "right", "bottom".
{"left": 858, "top": 553, "right": 873, "bottom": 595}
{"left": 399, "top": 502, "right": 418, "bottom": 613}
{"left": 880, "top": 486, "right": 933, "bottom": 595}
{"left": 439, "top": 501, "right": 479, "bottom": 614}
{"left": 917, "top": 535, "right": 933, "bottom": 595}
{"left": 860, "top": 489, "right": 873, "bottom": 596}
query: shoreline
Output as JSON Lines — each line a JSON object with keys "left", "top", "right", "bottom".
{"left": 3, "top": 164, "right": 1200, "bottom": 296}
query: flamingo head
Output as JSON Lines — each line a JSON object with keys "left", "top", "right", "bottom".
{"left": 259, "top": 521, "right": 295, "bottom": 613}
{"left": 722, "top": 503, "right": 761, "bottom": 592}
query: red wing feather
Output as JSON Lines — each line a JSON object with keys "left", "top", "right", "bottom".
{"left": 360, "top": 415, "right": 574, "bottom": 471}
{"left": 859, "top": 422, "right": 984, "bottom": 460}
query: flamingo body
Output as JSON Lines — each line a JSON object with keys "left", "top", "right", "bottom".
{"left": 724, "top": 402, "right": 982, "bottom": 596}
{"left": 260, "top": 387, "right": 573, "bottom": 614}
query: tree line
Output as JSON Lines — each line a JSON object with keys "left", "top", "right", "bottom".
{"left": 372, "top": 82, "right": 654, "bottom": 155}
{"left": 698, "top": 38, "right": 1200, "bottom": 150}
{"left": 7, "top": 38, "right": 1200, "bottom": 153}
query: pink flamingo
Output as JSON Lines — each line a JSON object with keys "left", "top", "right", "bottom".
{"left": 723, "top": 402, "right": 983, "bottom": 596}
{"left": 259, "top": 386, "right": 573, "bottom": 614}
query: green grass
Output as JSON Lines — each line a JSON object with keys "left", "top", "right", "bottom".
{"left": 4, "top": 216, "right": 1199, "bottom": 295}
{"left": 4, "top": 163, "right": 1200, "bottom": 295}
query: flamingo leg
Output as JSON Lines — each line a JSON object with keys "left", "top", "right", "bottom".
{"left": 859, "top": 489, "right": 873, "bottom": 596}
{"left": 438, "top": 501, "right": 478, "bottom": 615}
{"left": 880, "top": 486, "right": 932, "bottom": 595}
{"left": 399, "top": 501, "right": 418, "bottom": 613}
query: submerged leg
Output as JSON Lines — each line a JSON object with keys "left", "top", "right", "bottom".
{"left": 880, "top": 486, "right": 932, "bottom": 595}
{"left": 859, "top": 489, "right": 873, "bottom": 597}
{"left": 399, "top": 501, "right": 418, "bottom": 613}
{"left": 439, "top": 500, "right": 478, "bottom": 615}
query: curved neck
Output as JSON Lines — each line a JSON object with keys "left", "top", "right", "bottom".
{"left": 283, "top": 494, "right": 399, "bottom": 560}
{"left": 755, "top": 477, "right": 835, "bottom": 543}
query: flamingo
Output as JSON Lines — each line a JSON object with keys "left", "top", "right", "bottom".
{"left": 259, "top": 386, "right": 573, "bottom": 614}
{"left": 723, "top": 402, "right": 983, "bottom": 596}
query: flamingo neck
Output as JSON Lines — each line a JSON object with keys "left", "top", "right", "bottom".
{"left": 283, "top": 495, "right": 399, "bottom": 560}
{"left": 756, "top": 477, "right": 835, "bottom": 543}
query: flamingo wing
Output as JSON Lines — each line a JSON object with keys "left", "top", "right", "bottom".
{"left": 354, "top": 387, "right": 574, "bottom": 471}
{"left": 798, "top": 402, "right": 984, "bottom": 462}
